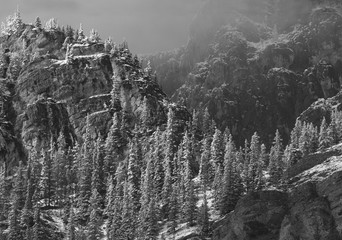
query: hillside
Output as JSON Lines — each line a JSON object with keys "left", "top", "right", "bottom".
{"left": 148, "top": 0, "right": 342, "bottom": 146}
{"left": 1, "top": 2, "right": 342, "bottom": 240}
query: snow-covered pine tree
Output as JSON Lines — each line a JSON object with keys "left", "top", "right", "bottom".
{"left": 77, "top": 116, "right": 93, "bottom": 222}
{"left": 104, "top": 112, "right": 123, "bottom": 175}
{"left": 198, "top": 184, "right": 209, "bottom": 237}
{"left": 248, "top": 132, "right": 261, "bottom": 192}
{"left": 211, "top": 128, "right": 224, "bottom": 172}
{"left": 220, "top": 134, "right": 242, "bottom": 215}
{"left": 199, "top": 137, "right": 210, "bottom": 186}
{"left": 168, "top": 183, "right": 179, "bottom": 236}
{"left": 89, "top": 29, "right": 101, "bottom": 43}
{"left": 319, "top": 117, "right": 332, "bottom": 149}
{"left": 87, "top": 189, "right": 102, "bottom": 240}
{"left": 34, "top": 16, "right": 42, "bottom": 29}
{"left": 78, "top": 23, "right": 86, "bottom": 42}
{"left": 162, "top": 107, "right": 176, "bottom": 217}
{"left": 256, "top": 144, "right": 266, "bottom": 190}
{"left": 327, "top": 110, "right": 339, "bottom": 145}
{"left": 66, "top": 204, "right": 76, "bottom": 240}
{"left": 268, "top": 130, "right": 283, "bottom": 185}
{"left": 289, "top": 119, "right": 303, "bottom": 149}
{"left": 152, "top": 127, "right": 164, "bottom": 199}
{"left": 182, "top": 137, "right": 197, "bottom": 226}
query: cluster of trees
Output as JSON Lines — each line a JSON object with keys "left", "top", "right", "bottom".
{"left": 2, "top": 71, "right": 342, "bottom": 239}
{"left": 282, "top": 110, "right": 342, "bottom": 167}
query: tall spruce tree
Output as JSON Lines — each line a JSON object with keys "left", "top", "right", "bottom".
{"left": 104, "top": 112, "right": 123, "bottom": 175}
{"left": 210, "top": 128, "right": 224, "bottom": 171}
{"left": 248, "top": 132, "right": 261, "bottom": 192}
{"left": 268, "top": 130, "right": 283, "bottom": 185}
{"left": 319, "top": 117, "right": 331, "bottom": 149}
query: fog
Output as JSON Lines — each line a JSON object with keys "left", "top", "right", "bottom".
{"left": 0, "top": 0, "right": 205, "bottom": 54}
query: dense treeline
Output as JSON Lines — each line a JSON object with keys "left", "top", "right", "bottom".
{"left": 1, "top": 86, "right": 341, "bottom": 239}
{"left": 2, "top": 10, "right": 342, "bottom": 240}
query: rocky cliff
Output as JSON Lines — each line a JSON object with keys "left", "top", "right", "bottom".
{"left": 148, "top": 0, "right": 342, "bottom": 146}
{"left": 0, "top": 24, "right": 189, "bottom": 172}
{"left": 213, "top": 143, "right": 342, "bottom": 240}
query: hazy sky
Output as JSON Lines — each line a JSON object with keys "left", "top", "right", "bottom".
{"left": 0, "top": 0, "right": 205, "bottom": 54}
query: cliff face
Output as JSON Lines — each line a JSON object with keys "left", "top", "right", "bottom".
{"left": 149, "top": 1, "right": 342, "bottom": 146}
{"left": 0, "top": 26, "right": 189, "bottom": 171}
{"left": 213, "top": 144, "right": 342, "bottom": 240}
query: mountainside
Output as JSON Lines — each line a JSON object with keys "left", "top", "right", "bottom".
{"left": 0, "top": 22, "right": 189, "bottom": 172}
{"left": 1, "top": 2, "right": 342, "bottom": 240}
{"left": 148, "top": 0, "right": 342, "bottom": 145}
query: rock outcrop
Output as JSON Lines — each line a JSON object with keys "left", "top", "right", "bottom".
{"left": 149, "top": 1, "right": 342, "bottom": 146}
{"left": 213, "top": 144, "right": 342, "bottom": 240}
{"left": 0, "top": 25, "right": 190, "bottom": 171}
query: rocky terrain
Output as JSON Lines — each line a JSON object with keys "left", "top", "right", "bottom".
{"left": 0, "top": 23, "right": 189, "bottom": 174}
{"left": 148, "top": 0, "right": 342, "bottom": 145}
{"left": 212, "top": 143, "right": 342, "bottom": 240}
{"left": 1, "top": 1, "right": 342, "bottom": 240}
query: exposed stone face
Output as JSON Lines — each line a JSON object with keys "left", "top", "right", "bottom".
{"left": 19, "top": 98, "right": 76, "bottom": 151}
{"left": 0, "top": 24, "right": 190, "bottom": 168}
{"left": 149, "top": 3, "right": 342, "bottom": 146}
{"left": 213, "top": 148, "right": 342, "bottom": 240}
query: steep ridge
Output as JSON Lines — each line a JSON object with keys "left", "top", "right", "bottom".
{"left": 148, "top": 0, "right": 342, "bottom": 146}
{"left": 0, "top": 24, "right": 189, "bottom": 172}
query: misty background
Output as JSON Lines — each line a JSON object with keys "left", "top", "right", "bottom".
{"left": 0, "top": 0, "right": 205, "bottom": 54}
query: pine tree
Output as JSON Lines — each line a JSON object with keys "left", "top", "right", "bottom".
{"left": 104, "top": 112, "right": 123, "bottom": 175}
{"left": 210, "top": 128, "right": 224, "bottom": 171}
{"left": 108, "top": 163, "right": 125, "bottom": 239}
{"left": 138, "top": 157, "right": 156, "bottom": 239}
{"left": 145, "top": 195, "right": 158, "bottom": 240}
{"left": 256, "top": 144, "right": 266, "bottom": 190}
{"left": 162, "top": 107, "right": 176, "bottom": 217}
{"left": 34, "top": 16, "right": 42, "bottom": 29}
{"left": 92, "top": 137, "right": 105, "bottom": 198}
{"left": 78, "top": 23, "right": 86, "bottom": 42}
{"left": 77, "top": 116, "right": 93, "bottom": 222}
{"left": 220, "top": 134, "right": 243, "bottom": 215}
{"left": 268, "top": 130, "right": 283, "bottom": 185}
{"left": 66, "top": 204, "right": 76, "bottom": 240}
{"left": 45, "top": 18, "right": 58, "bottom": 30}
{"left": 290, "top": 119, "right": 303, "bottom": 149}
{"left": 202, "top": 107, "right": 211, "bottom": 137}
{"left": 182, "top": 140, "right": 197, "bottom": 226}
{"left": 199, "top": 137, "right": 210, "bottom": 186}
{"left": 152, "top": 128, "right": 164, "bottom": 199}
{"left": 319, "top": 117, "right": 331, "bottom": 149}
{"left": 168, "top": 183, "right": 178, "bottom": 236}
{"left": 87, "top": 189, "right": 102, "bottom": 240}
{"left": 248, "top": 132, "right": 261, "bottom": 192}
{"left": 8, "top": 163, "right": 25, "bottom": 239}
{"left": 212, "top": 166, "right": 222, "bottom": 210}
{"left": 198, "top": 184, "right": 209, "bottom": 237}
{"left": 327, "top": 111, "right": 339, "bottom": 145}
{"left": 89, "top": 29, "right": 101, "bottom": 42}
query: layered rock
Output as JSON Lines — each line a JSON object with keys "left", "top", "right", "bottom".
{"left": 0, "top": 24, "right": 190, "bottom": 169}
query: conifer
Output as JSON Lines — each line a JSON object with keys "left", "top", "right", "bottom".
{"left": 268, "top": 130, "right": 283, "bottom": 185}
{"left": 319, "top": 117, "right": 332, "bottom": 149}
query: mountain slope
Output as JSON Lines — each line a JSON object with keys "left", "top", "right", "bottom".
{"left": 148, "top": 0, "right": 342, "bottom": 146}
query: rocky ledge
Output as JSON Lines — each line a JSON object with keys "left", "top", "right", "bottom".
{"left": 213, "top": 144, "right": 342, "bottom": 240}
